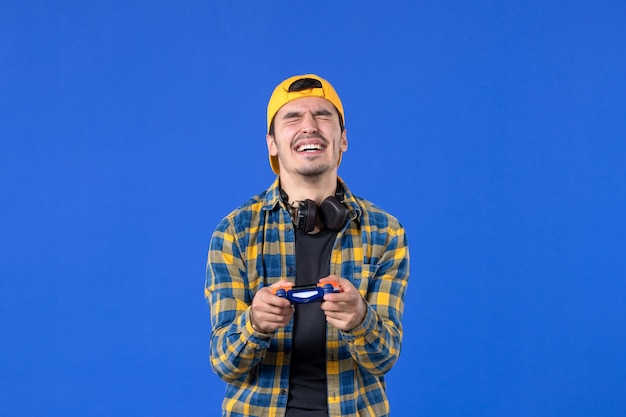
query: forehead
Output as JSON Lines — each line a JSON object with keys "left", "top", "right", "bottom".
{"left": 275, "top": 97, "right": 338, "bottom": 118}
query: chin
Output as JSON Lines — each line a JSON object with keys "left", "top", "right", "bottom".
{"left": 296, "top": 165, "right": 332, "bottom": 178}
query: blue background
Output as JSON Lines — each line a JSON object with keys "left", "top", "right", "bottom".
{"left": 2, "top": 1, "right": 625, "bottom": 416}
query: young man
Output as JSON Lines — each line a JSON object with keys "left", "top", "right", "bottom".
{"left": 205, "top": 74, "right": 410, "bottom": 416}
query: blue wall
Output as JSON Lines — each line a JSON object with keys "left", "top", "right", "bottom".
{"left": 2, "top": 1, "right": 625, "bottom": 416}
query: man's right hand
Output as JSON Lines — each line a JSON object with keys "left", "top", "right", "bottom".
{"left": 249, "top": 280, "right": 294, "bottom": 333}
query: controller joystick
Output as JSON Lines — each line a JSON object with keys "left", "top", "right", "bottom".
{"left": 323, "top": 283, "right": 335, "bottom": 294}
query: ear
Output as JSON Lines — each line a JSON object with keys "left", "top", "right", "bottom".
{"left": 340, "top": 129, "right": 348, "bottom": 152}
{"left": 266, "top": 134, "right": 278, "bottom": 156}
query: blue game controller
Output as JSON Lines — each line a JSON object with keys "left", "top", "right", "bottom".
{"left": 273, "top": 281, "right": 341, "bottom": 304}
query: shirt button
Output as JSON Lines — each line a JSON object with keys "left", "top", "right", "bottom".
{"left": 280, "top": 389, "right": 287, "bottom": 396}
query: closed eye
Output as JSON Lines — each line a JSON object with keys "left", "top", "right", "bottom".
{"left": 313, "top": 109, "right": 333, "bottom": 118}
{"left": 280, "top": 109, "right": 336, "bottom": 124}
{"left": 282, "top": 111, "right": 303, "bottom": 123}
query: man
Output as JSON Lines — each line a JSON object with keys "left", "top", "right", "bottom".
{"left": 205, "top": 74, "right": 410, "bottom": 416}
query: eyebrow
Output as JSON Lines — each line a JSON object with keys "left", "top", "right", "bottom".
{"left": 282, "top": 109, "right": 334, "bottom": 119}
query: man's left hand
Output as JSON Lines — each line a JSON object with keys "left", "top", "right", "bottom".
{"left": 320, "top": 275, "right": 367, "bottom": 331}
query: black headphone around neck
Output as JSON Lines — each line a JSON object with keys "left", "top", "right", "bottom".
{"left": 280, "top": 185, "right": 348, "bottom": 233}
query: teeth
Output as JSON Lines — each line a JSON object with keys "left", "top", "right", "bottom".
{"left": 297, "top": 144, "right": 323, "bottom": 152}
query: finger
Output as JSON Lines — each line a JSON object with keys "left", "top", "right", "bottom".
{"left": 254, "top": 301, "right": 293, "bottom": 317}
{"left": 322, "top": 292, "right": 348, "bottom": 303}
{"left": 320, "top": 276, "right": 357, "bottom": 295}
{"left": 322, "top": 309, "right": 347, "bottom": 320}
{"left": 319, "top": 275, "right": 343, "bottom": 288}
{"left": 323, "top": 314, "right": 351, "bottom": 331}
{"left": 322, "top": 288, "right": 358, "bottom": 305}
{"left": 269, "top": 279, "right": 294, "bottom": 288}
{"left": 320, "top": 300, "right": 341, "bottom": 312}
{"left": 257, "top": 287, "right": 292, "bottom": 308}
{"left": 251, "top": 306, "right": 293, "bottom": 331}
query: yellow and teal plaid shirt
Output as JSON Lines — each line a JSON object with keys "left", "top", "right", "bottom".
{"left": 205, "top": 178, "right": 410, "bottom": 417}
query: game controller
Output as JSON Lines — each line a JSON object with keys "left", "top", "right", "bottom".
{"left": 273, "top": 281, "right": 341, "bottom": 304}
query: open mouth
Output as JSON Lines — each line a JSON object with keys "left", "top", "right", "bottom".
{"left": 295, "top": 143, "right": 325, "bottom": 153}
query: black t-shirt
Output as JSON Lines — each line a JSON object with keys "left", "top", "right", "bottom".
{"left": 286, "top": 228, "right": 336, "bottom": 417}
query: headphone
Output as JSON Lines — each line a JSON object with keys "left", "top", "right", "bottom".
{"left": 280, "top": 185, "right": 349, "bottom": 233}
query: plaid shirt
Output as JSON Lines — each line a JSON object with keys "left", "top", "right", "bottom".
{"left": 205, "top": 178, "right": 410, "bottom": 417}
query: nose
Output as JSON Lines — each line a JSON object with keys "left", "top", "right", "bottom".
{"left": 300, "top": 112, "right": 318, "bottom": 134}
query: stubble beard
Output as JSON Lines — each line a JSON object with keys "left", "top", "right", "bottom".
{"left": 295, "top": 164, "right": 330, "bottom": 182}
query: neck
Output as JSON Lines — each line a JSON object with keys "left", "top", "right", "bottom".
{"left": 279, "top": 174, "right": 338, "bottom": 205}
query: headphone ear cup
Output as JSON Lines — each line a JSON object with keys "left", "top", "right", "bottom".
{"left": 318, "top": 196, "right": 348, "bottom": 231}
{"left": 296, "top": 199, "right": 318, "bottom": 233}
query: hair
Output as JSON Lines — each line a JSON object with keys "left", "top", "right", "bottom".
{"left": 268, "top": 77, "right": 345, "bottom": 136}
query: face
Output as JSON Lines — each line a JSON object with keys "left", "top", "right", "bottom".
{"left": 267, "top": 97, "right": 347, "bottom": 179}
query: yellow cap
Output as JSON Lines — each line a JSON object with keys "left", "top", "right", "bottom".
{"left": 266, "top": 74, "right": 344, "bottom": 175}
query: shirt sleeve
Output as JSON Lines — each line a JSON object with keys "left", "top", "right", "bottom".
{"left": 205, "top": 218, "right": 272, "bottom": 383}
{"left": 339, "top": 223, "right": 410, "bottom": 377}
